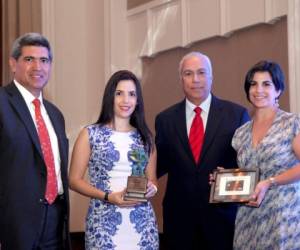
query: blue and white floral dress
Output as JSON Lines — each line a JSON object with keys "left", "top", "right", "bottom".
{"left": 232, "top": 110, "right": 300, "bottom": 250}
{"left": 85, "top": 125, "right": 159, "bottom": 250}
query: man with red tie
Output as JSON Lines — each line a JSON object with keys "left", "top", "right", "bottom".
{"left": 155, "top": 52, "right": 250, "bottom": 250}
{"left": 0, "top": 33, "right": 70, "bottom": 250}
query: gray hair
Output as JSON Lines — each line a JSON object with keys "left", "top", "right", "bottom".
{"left": 11, "top": 32, "right": 53, "bottom": 61}
{"left": 178, "top": 51, "right": 213, "bottom": 77}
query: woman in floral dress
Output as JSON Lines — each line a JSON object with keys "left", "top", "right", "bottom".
{"left": 69, "top": 70, "right": 159, "bottom": 250}
{"left": 232, "top": 61, "right": 300, "bottom": 249}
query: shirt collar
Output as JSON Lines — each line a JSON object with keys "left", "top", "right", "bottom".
{"left": 186, "top": 93, "right": 212, "bottom": 115}
{"left": 14, "top": 80, "right": 43, "bottom": 106}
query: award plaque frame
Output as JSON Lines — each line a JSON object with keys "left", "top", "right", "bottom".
{"left": 124, "top": 176, "right": 148, "bottom": 202}
{"left": 209, "top": 168, "right": 259, "bottom": 203}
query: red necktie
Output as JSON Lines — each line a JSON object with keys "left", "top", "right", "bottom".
{"left": 33, "top": 98, "right": 58, "bottom": 204}
{"left": 189, "top": 107, "right": 204, "bottom": 164}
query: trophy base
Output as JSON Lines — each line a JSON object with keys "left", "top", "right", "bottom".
{"left": 124, "top": 192, "right": 147, "bottom": 202}
{"left": 124, "top": 176, "right": 148, "bottom": 202}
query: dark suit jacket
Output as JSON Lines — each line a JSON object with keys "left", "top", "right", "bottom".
{"left": 0, "top": 83, "right": 70, "bottom": 250}
{"left": 155, "top": 95, "right": 250, "bottom": 249}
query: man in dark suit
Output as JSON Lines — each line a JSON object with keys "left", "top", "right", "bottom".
{"left": 0, "top": 33, "right": 70, "bottom": 250}
{"left": 155, "top": 52, "right": 250, "bottom": 250}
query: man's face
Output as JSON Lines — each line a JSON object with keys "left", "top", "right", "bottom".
{"left": 181, "top": 55, "right": 212, "bottom": 106}
{"left": 9, "top": 46, "right": 52, "bottom": 97}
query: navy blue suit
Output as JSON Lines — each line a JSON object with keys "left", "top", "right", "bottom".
{"left": 155, "top": 96, "right": 250, "bottom": 250}
{"left": 0, "top": 83, "right": 70, "bottom": 250}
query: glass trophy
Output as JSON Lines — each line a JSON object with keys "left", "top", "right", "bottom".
{"left": 124, "top": 149, "right": 148, "bottom": 202}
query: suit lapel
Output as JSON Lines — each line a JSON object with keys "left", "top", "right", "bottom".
{"left": 5, "top": 83, "right": 44, "bottom": 158}
{"left": 199, "top": 95, "right": 223, "bottom": 163}
{"left": 174, "top": 100, "right": 195, "bottom": 163}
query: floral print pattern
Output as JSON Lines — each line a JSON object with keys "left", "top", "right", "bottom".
{"left": 85, "top": 125, "right": 159, "bottom": 250}
{"left": 130, "top": 203, "right": 159, "bottom": 250}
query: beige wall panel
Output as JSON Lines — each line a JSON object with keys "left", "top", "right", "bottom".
{"left": 42, "top": 0, "right": 105, "bottom": 232}
{"left": 128, "top": 12, "right": 148, "bottom": 75}
{"left": 52, "top": 1, "right": 88, "bottom": 133}
{"left": 271, "top": 0, "right": 288, "bottom": 18}
{"left": 228, "top": 0, "right": 265, "bottom": 31}
{"left": 151, "top": 1, "right": 182, "bottom": 54}
{"left": 126, "top": 0, "right": 287, "bottom": 75}
{"left": 128, "top": 0, "right": 153, "bottom": 10}
{"left": 109, "top": 0, "right": 128, "bottom": 75}
{"left": 188, "top": 0, "right": 220, "bottom": 41}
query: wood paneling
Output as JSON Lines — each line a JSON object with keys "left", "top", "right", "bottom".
{"left": 1, "top": 0, "right": 41, "bottom": 85}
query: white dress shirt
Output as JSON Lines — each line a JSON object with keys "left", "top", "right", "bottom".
{"left": 186, "top": 93, "right": 212, "bottom": 136}
{"left": 14, "top": 80, "right": 64, "bottom": 194}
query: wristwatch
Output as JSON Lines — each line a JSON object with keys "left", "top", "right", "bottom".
{"left": 104, "top": 192, "right": 109, "bottom": 201}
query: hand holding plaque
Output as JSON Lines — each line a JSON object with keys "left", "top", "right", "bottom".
{"left": 124, "top": 149, "right": 148, "bottom": 202}
{"left": 209, "top": 168, "right": 259, "bottom": 203}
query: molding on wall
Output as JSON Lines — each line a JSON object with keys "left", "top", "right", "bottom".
{"left": 288, "top": 0, "right": 300, "bottom": 113}
{"left": 41, "top": 0, "right": 56, "bottom": 102}
{"left": 124, "top": 0, "right": 288, "bottom": 76}
{"left": 180, "top": 0, "right": 187, "bottom": 46}
{"left": 265, "top": 0, "right": 277, "bottom": 23}
{"left": 220, "top": 0, "right": 230, "bottom": 36}
{"left": 127, "top": 0, "right": 173, "bottom": 16}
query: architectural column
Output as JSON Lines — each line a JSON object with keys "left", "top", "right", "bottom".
{"left": 288, "top": 0, "right": 300, "bottom": 113}
{"left": 104, "top": 0, "right": 128, "bottom": 81}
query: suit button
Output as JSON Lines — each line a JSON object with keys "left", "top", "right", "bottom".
{"left": 39, "top": 198, "right": 44, "bottom": 203}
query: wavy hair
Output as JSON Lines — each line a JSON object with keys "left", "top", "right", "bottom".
{"left": 244, "top": 60, "right": 285, "bottom": 102}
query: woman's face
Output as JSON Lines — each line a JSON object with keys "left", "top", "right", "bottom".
{"left": 113, "top": 79, "right": 137, "bottom": 120}
{"left": 249, "top": 71, "right": 281, "bottom": 109}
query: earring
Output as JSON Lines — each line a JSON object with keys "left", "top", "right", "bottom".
{"left": 275, "top": 98, "right": 279, "bottom": 108}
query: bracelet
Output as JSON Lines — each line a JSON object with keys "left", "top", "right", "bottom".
{"left": 104, "top": 192, "right": 109, "bottom": 202}
{"left": 269, "top": 177, "right": 277, "bottom": 187}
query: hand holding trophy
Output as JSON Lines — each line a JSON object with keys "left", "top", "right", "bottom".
{"left": 124, "top": 149, "right": 148, "bottom": 202}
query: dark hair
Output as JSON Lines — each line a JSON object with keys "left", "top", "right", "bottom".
{"left": 244, "top": 60, "right": 285, "bottom": 102}
{"left": 11, "top": 32, "right": 53, "bottom": 61}
{"left": 96, "top": 70, "right": 153, "bottom": 153}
